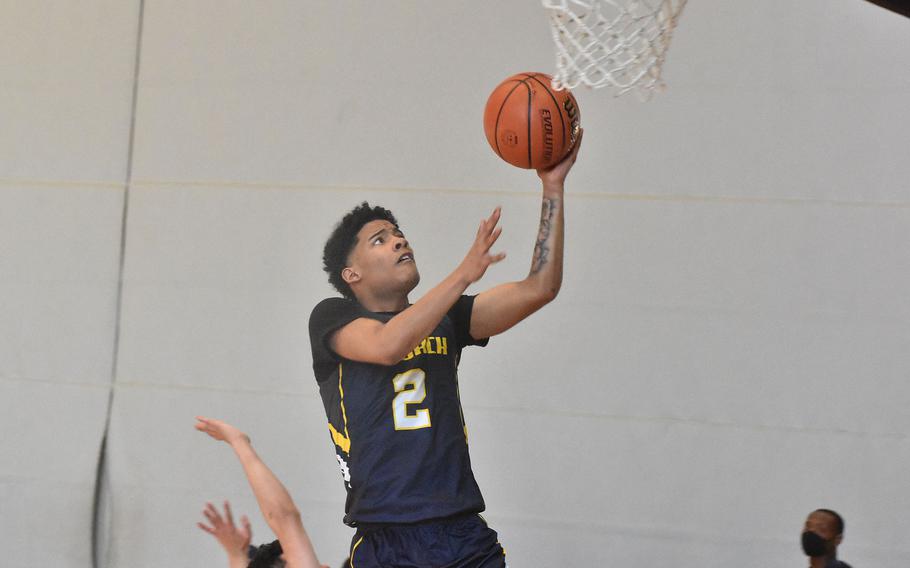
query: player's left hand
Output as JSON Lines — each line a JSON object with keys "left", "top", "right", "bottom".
{"left": 537, "top": 128, "right": 583, "bottom": 187}
{"left": 197, "top": 500, "right": 252, "bottom": 561}
{"left": 455, "top": 207, "right": 507, "bottom": 285}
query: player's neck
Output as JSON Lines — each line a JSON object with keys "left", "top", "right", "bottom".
{"left": 355, "top": 290, "right": 409, "bottom": 313}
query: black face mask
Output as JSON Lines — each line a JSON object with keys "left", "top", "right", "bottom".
{"left": 801, "top": 531, "right": 829, "bottom": 557}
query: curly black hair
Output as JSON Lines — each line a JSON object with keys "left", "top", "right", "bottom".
{"left": 247, "top": 539, "right": 285, "bottom": 568}
{"left": 322, "top": 202, "right": 398, "bottom": 299}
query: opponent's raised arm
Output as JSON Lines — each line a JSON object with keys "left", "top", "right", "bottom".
{"left": 331, "top": 209, "right": 506, "bottom": 365}
{"left": 470, "top": 129, "right": 583, "bottom": 339}
{"left": 195, "top": 417, "right": 326, "bottom": 568}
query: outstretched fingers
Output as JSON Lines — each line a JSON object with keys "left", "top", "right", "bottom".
{"left": 476, "top": 207, "right": 501, "bottom": 237}
{"left": 460, "top": 207, "right": 507, "bottom": 283}
{"left": 487, "top": 208, "right": 505, "bottom": 257}
{"left": 489, "top": 225, "right": 503, "bottom": 247}
{"left": 223, "top": 500, "right": 235, "bottom": 527}
{"left": 479, "top": 208, "right": 504, "bottom": 247}
{"left": 202, "top": 502, "right": 225, "bottom": 529}
{"left": 195, "top": 416, "right": 230, "bottom": 441}
{"left": 487, "top": 206, "right": 502, "bottom": 226}
{"left": 194, "top": 417, "right": 216, "bottom": 439}
{"left": 195, "top": 416, "right": 248, "bottom": 447}
{"left": 197, "top": 521, "right": 215, "bottom": 534}
{"left": 481, "top": 208, "right": 506, "bottom": 265}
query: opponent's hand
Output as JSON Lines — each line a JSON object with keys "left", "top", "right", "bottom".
{"left": 195, "top": 416, "right": 249, "bottom": 446}
{"left": 197, "top": 501, "right": 252, "bottom": 562}
{"left": 537, "top": 128, "right": 583, "bottom": 188}
{"left": 456, "top": 207, "right": 506, "bottom": 285}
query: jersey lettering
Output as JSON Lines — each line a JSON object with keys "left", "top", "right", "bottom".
{"left": 402, "top": 336, "right": 448, "bottom": 361}
{"left": 336, "top": 454, "right": 352, "bottom": 486}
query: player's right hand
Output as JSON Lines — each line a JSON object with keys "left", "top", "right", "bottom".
{"left": 456, "top": 207, "right": 506, "bottom": 285}
{"left": 195, "top": 416, "right": 249, "bottom": 446}
{"left": 537, "top": 127, "right": 583, "bottom": 187}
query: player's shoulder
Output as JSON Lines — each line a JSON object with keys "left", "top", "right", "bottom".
{"left": 309, "top": 296, "right": 361, "bottom": 330}
{"left": 311, "top": 296, "right": 353, "bottom": 314}
{"left": 311, "top": 296, "right": 359, "bottom": 316}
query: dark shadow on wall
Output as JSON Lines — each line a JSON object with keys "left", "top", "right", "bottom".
{"left": 90, "top": 1, "right": 146, "bottom": 566}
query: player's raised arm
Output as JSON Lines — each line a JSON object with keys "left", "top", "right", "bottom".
{"left": 470, "top": 129, "right": 583, "bottom": 339}
{"left": 327, "top": 209, "right": 506, "bottom": 365}
{"left": 194, "top": 417, "right": 327, "bottom": 568}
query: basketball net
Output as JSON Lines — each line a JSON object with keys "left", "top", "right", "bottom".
{"left": 542, "top": 0, "right": 688, "bottom": 97}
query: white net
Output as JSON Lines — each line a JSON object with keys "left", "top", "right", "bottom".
{"left": 542, "top": 0, "right": 688, "bottom": 96}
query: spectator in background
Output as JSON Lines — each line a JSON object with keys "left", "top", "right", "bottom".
{"left": 802, "top": 509, "right": 851, "bottom": 568}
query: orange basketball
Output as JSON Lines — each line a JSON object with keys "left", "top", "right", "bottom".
{"left": 483, "top": 72, "right": 581, "bottom": 169}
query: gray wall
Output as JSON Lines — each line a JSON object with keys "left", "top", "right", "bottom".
{"left": 1, "top": 1, "right": 908, "bottom": 566}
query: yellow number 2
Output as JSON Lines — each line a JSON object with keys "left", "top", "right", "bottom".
{"left": 392, "top": 369, "right": 431, "bottom": 430}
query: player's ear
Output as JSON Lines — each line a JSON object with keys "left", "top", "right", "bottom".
{"left": 341, "top": 267, "right": 360, "bottom": 284}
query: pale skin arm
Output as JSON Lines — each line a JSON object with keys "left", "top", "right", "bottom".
{"left": 470, "top": 129, "right": 583, "bottom": 338}
{"left": 197, "top": 501, "right": 252, "bottom": 568}
{"left": 330, "top": 210, "right": 507, "bottom": 365}
{"left": 195, "top": 417, "right": 325, "bottom": 568}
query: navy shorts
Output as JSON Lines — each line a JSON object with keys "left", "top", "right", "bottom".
{"left": 349, "top": 513, "right": 507, "bottom": 568}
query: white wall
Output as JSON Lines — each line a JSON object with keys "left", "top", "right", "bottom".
{"left": 1, "top": 1, "right": 908, "bottom": 567}
{"left": 0, "top": 1, "right": 139, "bottom": 566}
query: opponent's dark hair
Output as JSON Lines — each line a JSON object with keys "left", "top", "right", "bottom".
{"left": 323, "top": 202, "right": 398, "bottom": 299}
{"left": 247, "top": 539, "right": 285, "bottom": 568}
{"left": 815, "top": 508, "right": 845, "bottom": 535}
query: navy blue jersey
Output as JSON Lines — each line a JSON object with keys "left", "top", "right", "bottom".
{"left": 309, "top": 295, "right": 488, "bottom": 526}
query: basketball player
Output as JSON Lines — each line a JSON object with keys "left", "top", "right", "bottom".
{"left": 308, "top": 132, "right": 583, "bottom": 567}
{"left": 195, "top": 416, "right": 331, "bottom": 568}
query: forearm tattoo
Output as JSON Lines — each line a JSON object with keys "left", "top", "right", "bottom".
{"left": 531, "top": 197, "right": 558, "bottom": 274}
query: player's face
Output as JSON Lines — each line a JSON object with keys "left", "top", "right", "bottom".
{"left": 348, "top": 219, "right": 419, "bottom": 295}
